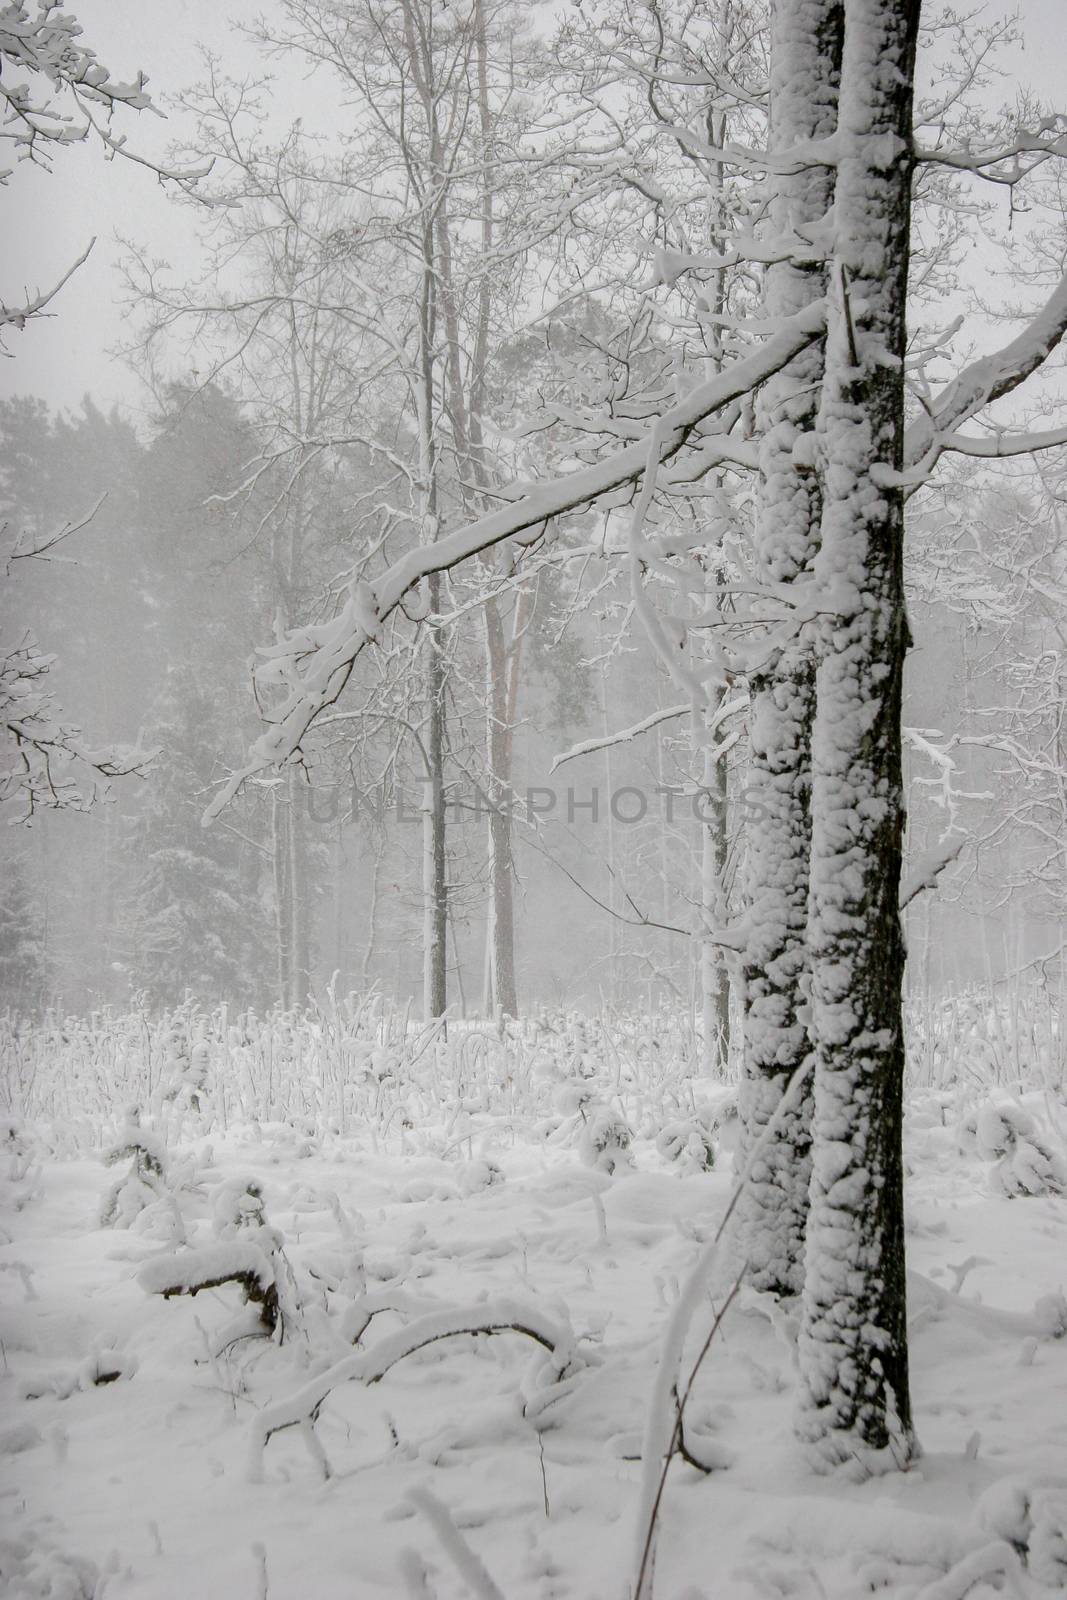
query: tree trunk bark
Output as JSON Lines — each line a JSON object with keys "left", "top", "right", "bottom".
{"left": 797, "top": 0, "right": 920, "bottom": 1469}
{"left": 738, "top": 0, "right": 842, "bottom": 1298}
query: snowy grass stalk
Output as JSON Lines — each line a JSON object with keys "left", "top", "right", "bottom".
{"left": 631, "top": 1056, "right": 814, "bottom": 1600}
{"left": 407, "top": 1487, "right": 505, "bottom": 1600}
{"left": 912, "top": 1541, "right": 1026, "bottom": 1600}
{"left": 5, "top": 981, "right": 1056, "bottom": 1151}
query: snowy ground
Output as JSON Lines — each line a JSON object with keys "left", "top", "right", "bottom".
{"left": 1, "top": 1019, "right": 1066, "bottom": 1599}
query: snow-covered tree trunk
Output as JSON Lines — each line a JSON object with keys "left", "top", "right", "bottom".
{"left": 738, "top": 0, "right": 842, "bottom": 1298}
{"left": 797, "top": 0, "right": 920, "bottom": 1469}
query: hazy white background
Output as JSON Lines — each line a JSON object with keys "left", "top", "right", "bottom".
{"left": 2, "top": 0, "right": 1065, "bottom": 424}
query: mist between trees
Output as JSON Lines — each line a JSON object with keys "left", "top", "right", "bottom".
{"left": 0, "top": 0, "right": 1062, "bottom": 1035}
{"left": 0, "top": 0, "right": 1062, "bottom": 1046}
{"left": 2, "top": 0, "right": 1067, "bottom": 1511}
{"left": 339, "top": 781, "right": 775, "bottom": 826}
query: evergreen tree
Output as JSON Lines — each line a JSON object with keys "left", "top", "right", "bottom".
{"left": 0, "top": 854, "right": 50, "bottom": 1015}
{"left": 122, "top": 665, "right": 272, "bottom": 1009}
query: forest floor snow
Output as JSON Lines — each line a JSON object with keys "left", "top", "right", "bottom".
{"left": 1, "top": 1092, "right": 1066, "bottom": 1600}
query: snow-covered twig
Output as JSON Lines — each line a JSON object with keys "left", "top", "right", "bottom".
{"left": 204, "top": 303, "right": 826, "bottom": 821}
{"left": 407, "top": 1487, "right": 505, "bottom": 1600}
{"left": 551, "top": 702, "right": 689, "bottom": 772}
{"left": 248, "top": 1299, "right": 586, "bottom": 1481}
{"left": 0, "top": 238, "right": 95, "bottom": 336}
{"left": 899, "top": 836, "right": 967, "bottom": 910}
{"left": 551, "top": 695, "right": 744, "bottom": 772}
{"left": 912, "top": 1540, "right": 1027, "bottom": 1600}
{"left": 632, "top": 1057, "right": 814, "bottom": 1599}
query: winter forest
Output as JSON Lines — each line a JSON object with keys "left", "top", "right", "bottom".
{"left": 1, "top": 0, "right": 1066, "bottom": 1595}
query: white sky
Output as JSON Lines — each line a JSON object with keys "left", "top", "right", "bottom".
{"left": 2, "top": 0, "right": 1065, "bottom": 425}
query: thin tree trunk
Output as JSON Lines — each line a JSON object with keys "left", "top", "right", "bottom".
{"left": 289, "top": 768, "right": 310, "bottom": 1005}
{"left": 360, "top": 835, "right": 383, "bottom": 989}
{"left": 272, "top": 783, "right": 293, "bottom": 1008}
{"left": 484, "top": 592, "right": 518, "bottom": 1017}
{"left": 689, "top": 66, "right": 736, "bottom": 1079}
{"left": 701, "top": 685, "right": 731, "bottom": 1074}
{"left": 425, "top": 572, "right": 448, "bottom": 1021}
{"left": 737, "top": 0, "right": 842, "bottom": 1298}
{"left": 332, "top": 820, "right": 346, "bottom": 993}
{"left": 797, "top": 0, "right": 920, "bottom": 1468}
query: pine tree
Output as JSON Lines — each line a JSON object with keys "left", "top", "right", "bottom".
{"left": 122, "top": 666, "right": 272, "bottom": 1009}
{"left": 0, "top": 854, "right": 50, "bottom": 1014}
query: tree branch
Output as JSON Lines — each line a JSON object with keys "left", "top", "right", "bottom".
{"left": 204, "top": 301, "right": 826, "bottom": 819}
{"left": 902, "top": 268, "right": 1067, "bottom": 481}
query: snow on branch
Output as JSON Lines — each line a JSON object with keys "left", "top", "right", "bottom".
{"left": 2, "top": 492, "right": 107, "bottom": 566}
{"left": 901, "top": 269, "right": 1067, "bottom": 485}
{"left": 0, "top": 2, "right": 218, "bottom": 340}
{"left": 671, "top": 124, "right": 840, "bottom": 178}
{"left": 204, "top": 303, "right": 825, "bottom": 821}
{"left": 913, "top": 116, "right": 1067, "bottom": 185}
{"left": 0, "top": 236, "right": 94, "bottom": 336}
{"left": 0, "top": 3, "right": 210, "bottom": 184}
{"left": 1, "top": 630, "right": 153, "bottom": 818}
{"left": 937, "top": 425, "right": 1067, "bottom": 459}
{"left": 899, "top": 836, "right": 967, "bottom": 910}
{"left": 550, "top": 694, "right": 745, "bottom": 772}
{"left": 139, "top": 1241, "right": 279, "bottom": 1333}
{"left": 552, "top": 702, "right": 690, "bottom": 772}
{"left": 247, "top": 1298, "right": 588, "bottom": 1482}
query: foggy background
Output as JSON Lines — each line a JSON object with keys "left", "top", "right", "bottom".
{"left": 2, "top": 0, "right": 1064, "bottom": 1021}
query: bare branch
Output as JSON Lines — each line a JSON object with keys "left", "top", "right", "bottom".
{"left": 902, "top": 268, "right": 1067, "bottom": 482}
{"left": 0, "top": 237, "right": 95, "bottom": 340}
{"left": 204, "top": 301, "right": 826, "bottom": 819}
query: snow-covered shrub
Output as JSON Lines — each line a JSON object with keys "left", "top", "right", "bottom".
{"left": 457, "top": 1158, "right": 504, "bottom": 1195}
{"left": 78, "top": 1346, "right": 139, "bottom": 1389}
{"left": 578, "top": 1104, "right": 634, "bottom": 1175}
{"left": 975, "top": 1476, "right": 1034, "bottom": 1554}
{"left": 974, "top": 1478, "right": 1067, "bottom": 1586}
{"left": 212, "top": 1175, "right": 271, "bottom": 1238}
{"left": 22, "top": 1343, "right": 141, "bottom": 1403}
{"left": 1028, "top": 1488, "right": 1067, "bottom": 1587}
{"left": 655, "top": 1116, "right": 716, "bottom": 1174}
{"left": 99, "top": 1107, "right": 180, "bottom": 1235}
{"left": 967, "top": 1100, "right": 1067, "bottom": 1197}
{"left": 0, "top": 1117, "right": 41, "bottom": 1223}
{"left": 0, "top": 1536, "right": 100, "bottom": 1599}
{"left": 139, "top": 1176, "right": 306, "bottom": 1345}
